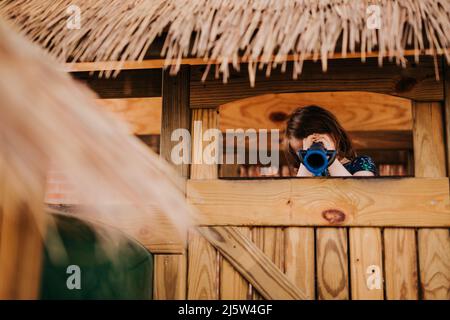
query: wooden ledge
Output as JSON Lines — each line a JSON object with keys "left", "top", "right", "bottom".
{"left": 187, "top": 178, "right": 450, "bottom": 227}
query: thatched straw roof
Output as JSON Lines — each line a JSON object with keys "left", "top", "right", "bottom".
{"left": 0, "top": 17, "right": 192, "bottom": 241}
{"left": 1, "top": 0, "right": 449, "bottom": 84}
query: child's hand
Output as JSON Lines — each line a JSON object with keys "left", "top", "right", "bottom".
{"left": 315, "top": 134, "right": 336, "bottom": 150}
{"left": 302, "top": 134, "right": 317, "bottom": 150}
{"left": 303, "top": 134, "right": 335, "bottom": 150}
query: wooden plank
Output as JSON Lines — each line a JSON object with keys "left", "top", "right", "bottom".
{"left": 316, "top": 228, "right": 349, "bottom": 300}
{"left": 199, "top": 226, "right": 307, "bottom": 300}
{"left": 349, "top": 228, "right": 384, "bottom": 300}
{"left": 384, "top": 228, "right": 418, "bottom": 300}
{"left": 189, "top": 179, "right": 290, "bottom": 225}
{"left": 96, "top": 98, "right": 162, "bottom": 135}
{"left": 187, "top": 230, "right": 219, "bottom": 299}
{"left": 188, "top": 108, "right": 220, "bottom": 299}
{"left": 72, "top": 69, "right": 162, "bottom": 98}
{"left": 285, "top": 227, "right": 315, "bottom": 300}
{"left": 154, "top": 254, "right": 187, "bottom": 299}
{"left": 220, "top": 227, "right": 251, "bottom": 299}
{"left": 219, "top": 92, "right": 412, "bottom": 131}
{"left": 414, "top": 101, "right": 450, "bottom": 300}
{"left": 160, "top": 65, "right": 191, "bottom": 178}
{"left": 190, "top": 109, "right": 220, "bottom": 180}
{"left": 191, "top": 57, "right": 443, "bottom": 108}
{"left": 66, "top": 58, "right": 207, "bottom": 72}
{"left": 417, "top": 229, "right": 450, "bottom": 299}
{"left": 187, "top": 178, "right": 450, "bottom": 227}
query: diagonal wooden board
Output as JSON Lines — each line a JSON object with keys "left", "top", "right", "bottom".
{"left": 198, "top": 226, "right": 309, "bottom": 300}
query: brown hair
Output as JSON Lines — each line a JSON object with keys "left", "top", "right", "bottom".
{"left": 285, "top": 105, "right": 356, "bottom": 168}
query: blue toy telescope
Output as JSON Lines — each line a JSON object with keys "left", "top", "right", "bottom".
{"left": 298, "top": 142, "right": 337, "bottom": 176}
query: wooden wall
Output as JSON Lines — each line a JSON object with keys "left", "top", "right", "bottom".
{"left": 69, "top": 56, "right": 450, "bottom": 300}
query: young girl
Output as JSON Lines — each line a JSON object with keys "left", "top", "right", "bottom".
{"left": 286, "top": 105, "right": 377, "bottom": 177}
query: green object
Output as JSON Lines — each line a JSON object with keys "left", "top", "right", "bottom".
{"left": 40, "top": 214, "right": 153, "bottom": 300}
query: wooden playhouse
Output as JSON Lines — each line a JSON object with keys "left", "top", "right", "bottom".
{"left": 0, "top": 0, "right": 449, "bottom": 300}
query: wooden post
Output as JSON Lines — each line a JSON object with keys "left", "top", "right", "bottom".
{"left": 188, "top": 108, "right": 220, "bottom": 299}
{"left": 0, "top": 157, "right": 45, "bottom": 299}
{"left": 160, "top": 66, "right": 191, "bottom": 177}
{"left": 153, "top": 66, "right": 191, "bottom": 300}
{"left": 414, "top": 101, "right": 450, "bottom": 300}
{"left": 444, "top": 62, "right": 450, "bottom": 174}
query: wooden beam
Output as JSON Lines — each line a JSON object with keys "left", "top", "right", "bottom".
{"left": 199, "top": 226, "right": 308, "bottom": 300}
{"left": 187, "top": 178, "right": 450, "bottom": 227}
{"left": 72, "top": 69, "right": 162, "bottom": 99}
{"left": 47, "top": 206, "right": 186, "bottom": 254}
{"left": 219, "top": 92, "right": 412, "bottom": 131}
{"left": 96, "top": 98, "right": 161, "bottom": 135}
{"left": 66, "top": 59, "right": 206, "bottom": 72}
{"left": 153, "top": 66, "right": 190, "bottom": 298}
{"left": 64, "top": 50, "right": 448, "bottom": 72}
{"left": 191, "top": 57, "right": 443, "bottom": 108}
{"left": 414, "top": 101, "right": 450, "bottom": 300}
{"left": 160, "top": 65, "right": 191, "bottom": 177}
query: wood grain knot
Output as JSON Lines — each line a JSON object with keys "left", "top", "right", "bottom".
{"left": 322, "top": 209, "right": 346, "bottom": 224}
{"left": 395, "top": 76, "right": 418, "bottom": 93}
{"left": 269, "top": 111, "right": 288, "bottom": 122}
